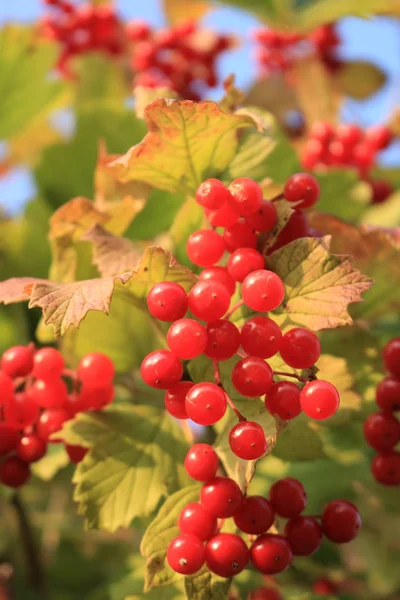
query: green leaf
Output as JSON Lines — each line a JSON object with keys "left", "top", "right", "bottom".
{"left": 141, "top": 485, "right": 200, "bottom": 590}
{"left": 109, "top": 99, "right": 257, "bottom": 194}
{"left": 75, "top": 54, "right": 130, "bottom": 108}
{"left": 313, "top": 170, "right": 371, "bottom": 223}
{"left": 170, "top": 197, "right": 204, "bottom": 267}
{"left": 336, "top": 60, "right": 386, "bottom": 100}
{"left": 361, "top": 190, "right": 400, "bottom": 228}
{"left": 184, "top": 570, "right": 231, "bottom": 600}
{"left": 59, "top": 405, "right": 191, "bottom": 532}
{"left": 31, "top": 443, "right": 70, "bottom": 481}
{"left": 273, "top": 413, "right": 326, "bottom": 462}
{"left": 125, "top": 188, "right": 186, "bottom": 240}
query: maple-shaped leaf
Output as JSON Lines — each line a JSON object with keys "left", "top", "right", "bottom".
{"left": 0, "top": 277, "right": 46, "bottom": 304}
{"left": 309, "top": 214, "right": 400, "bottom": 320}
{"left": 82, "top": 225, "right": 143, "bottom": 277}
{"left": 109, "top": 99, "right": 256, "bottom": 194}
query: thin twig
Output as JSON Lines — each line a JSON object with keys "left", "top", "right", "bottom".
{"left": 213, "top": 360, "right": 246, "bottom": 422}
{"left": 223, "top": 299, "right": 244, "bottom": 321}
{"left": 270, "top": 192, "right": 284, "bottom": 203}
{"left": 273, "top": 370, "right": 306, "bottom": 383}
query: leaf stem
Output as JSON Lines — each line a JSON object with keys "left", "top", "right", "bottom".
{"left": 213, "top": 360, "right": 246, "bottom": 422}
{"left": 223, "top": 299, "right": 244, "bottom": 321}
{"left": 273, "top": 370, "right": 307, "bottom": 384}
{"left": 270, "top": 192, "right": 284, "bottom": 202}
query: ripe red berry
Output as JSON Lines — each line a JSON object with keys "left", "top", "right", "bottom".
{"left": 283, "top": 173, "right": 320, "bottom": 210}
{"left": 167, "top": 534, "right": 205, "bottom": 575}
{"left": 242, "top": 270, "right": 285, "bottom": 312}
{"left": 164, "top": 381, "right": 193, "bottom": 419}
{"left": 36, "top": 408, "right": 70, "bottom": 441}
{"left": 147, "top": 282, "right": 189, "bottom": 322}
{"left": 4, "top": 393, "right": 39, "bottom": 429}
{"left": 204, "top": 320, "right": 240, "bottom": 361}
{"left": 371, "top": 451, "right": 400, "bottom": 486}
{"left": 352, "top": 143, "right": 374, "bottom": 171}
{"left": 1, "top": 345, "right": 34, "bottom": 378}
{"left": 245, "top": 200, "right": 277, "bottom": 232}
{"left": 201, "top": 477, "right": 243, "bottom": 518}
{"left": 300, "top": 380, "right": 340, "bottom": 420}
{"left": 167, "top": 318, "right": 208, "bottom": 359}
{"left": 309, "top": 121, "right": 334, "bottom": 143}
{"left": 265, "top": 381, "right": 302, "bottom": 420}
{"left": 140, "top": 350, "right": 182, "bottom": 389}
{"left": 77, "top": 353, "right": 114, "bottom": 387}
{"left": 240, "top": 316, "right": 282, "bottom": 359}
{"left": 383, "top": 338, "right": 400, "bottom": 379}
{"left": 335, "top": 124, "right": 362, "bottom": 147}
{"left": 186, "top": 229, "right": 225, "bottom": 267}
{"left": 185, "top": 382, "right": 227, "bottom": 426}
{"left": 184, "top": 443, "right": 219, "bottom": 482}
{"left": 27, "top": 377, "right": 68, "bottom": 408}
{"left": 270, "top": 209, "right": 309, "bottom": 252}
{"left": 269, "top": 477, "right": 307, "bottom": 518}
{"left": 0, "top": 423, "right": 20, "bottom": 457}
{"left": 376, "top": 377, "right": 400, "bottom": 413}
{"left": 195, "top": 179, "right": 232, "bottom": 210}
{"left": 321, "top": 500, "right": 361, "bottom": 543}
{"left": 16, "top": 434, "right": 47, "bottom": 463}
{"left": 284, "top": 516, "right": 322, "bottom": 556}
{"left": 0, "top": 371, "right": 14, "bottom": 406}
{"left": 370, "top": 179, "right": 394, "bottom": 204}
{"left": 279, "top": 327, "right": 321, "bottom": 369}
{"left": 205, "top": 533, "right": 249, "bottom": 577}
{"left": 229, "top": 421, "right": 267, "bottom": 460}
{"left": 33, "top": 347, "right": 65, "bottom": 380}
{"left": 248, "top": 588, "right": 282, "bottom": 600}
{"left": 179, "top": 502, "right": 218, "bottom": 541}
{"left": 232, "top": 356, "right": 273, "bottom": 397}
{"left": 227, "top": 248, "right": 265, "bottom": 283}
{"left": 199, "top": 267, "right": 236, "bottom": 296}
{"left": 250, "top": 534, "right": 293, "bottom": 574}
{"left": 66, "top": 444, "right": 88, "bottom": 464}
{"left": 125, "top": 19, "right": 150, "bottom": 41}
{"left": 205, "top": 202, "right": 240, "bottom": 228}
{"left": 364, "top": 412, "right": 400, "bottom": 451}
{"left": 364, "top": 125, "right": 392, "bottom": 151}
{"left": 312, "top": 578, "right": 338, "bottom": 596}
{"left": 188, "top": 281, "right": 231, "bottom": 322}
{"left": 228, "top": 178, "right": 263, "bottom": 216}
{"left": 0, "top": 456, "right": 31, "bottom": 488}
{"left": 76, "top": 382, "right": 114, "bottom": 411}
{"left": 233, "top": 495, "right": 275, "bottom": 534}
{"left": 223, "top": 221, "right": 257, "bottom": 253}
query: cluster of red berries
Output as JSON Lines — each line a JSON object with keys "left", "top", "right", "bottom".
{"left": 141, "top": 175, "right": 340, "bottom": 462}
{"left": 253, "top": 24, "right": 340, "bottom": 78}
{"left": 40, "top": 0, "right": 124, "bottom": 78}
{"left": 167, "top": 449, "right": 361, "bottom": 578}
{"left": 127, "top": 20, "right": 234, "bottom": 101}
{"left": 365, "top": 337, "right": 400, "bottom": 486}
{"left": 302, "top": 122, "right": 394, "bottom": 204}
{"left": 0, "top": 344, "right": 116, "bottom": 488}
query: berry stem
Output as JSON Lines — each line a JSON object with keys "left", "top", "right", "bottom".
{"left": 213, "top": 360, "right": 246, "bottom": 422}
{"left": 273, "top": 370, "right": 307, "bottom": 384}
{"left": 270, "top": 192, "right": 284, "bottom": 202}
{"left": 223, "top": 299, "right": 245, "bottom": 321}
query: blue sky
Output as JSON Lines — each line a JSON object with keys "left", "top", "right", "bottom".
{"left": 1, "top": 2, "right": 400, "bottom": 214}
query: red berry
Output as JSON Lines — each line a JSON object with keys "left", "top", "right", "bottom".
{"left": 126, "top": 19, "right": 151, "bottom": 41}
{"left": 328, "top": 139, "right": 352, "bottom": 164}
{"left": 77, "top": 353, "right": 114, "bottom": 387}
{"left": 229, "top": 421, "right": 267, "bottom": 460}
{"left": 250, "top": 534, "right": 293, "bottom": 574}
{"left": 185, "top": 382, "right": 227, "bottom": 426}
{"left": 312, "top": 578, "right": 338, "bottom": 596}
{"left": 164, "top": 381, "right": 193, "bottom": 419}
{"left": 167, "top": 318, "right": 208, "bottom": 359}
{"left": 205, "top": 202, "right": 240, "bottom": 228}
{"left": 364, "top": 125, "right": 392, "bottom": 151}
{"left": 279, "top": 327, "right": 321, "bottom": 368}
{"left": 284, "top": 173, "right": 320, "bottom": 210}
{"left": 0, "top": 371, "right": 14, "bottom": 406}
{"left": 265, "top": 381, "right": 302, "bottom": 420}
{"left": 201, "top": 477, "right": 243, "bottom": 518}
{"left": 195, "top": 179, "right": 232, "bottom": 210}
{"left": 245, "top": 200, "right": 277, "bottom": 232}
{"left": 167, "top": 534, "right": 205, "bottom": 575}
{"left": 187, "top": 229, "right": 225, "bottom": 267}
{"left": 179, "top": 502, "right": 218, "bottom": 541}
{"left": 352, "top": 143, "right": 374, "bottom": 171}
{"left": 140, "top": 350, "right": 182, "bottom": 389}
{"left": 33, "top": 347, "right": 65, "bottom": 380}
{"left": 16, "top": 434, "right": 47, "bottom": 463}
{"left": 248, "top": 588, "right": 282, "bottom": 600}
{"left": 383, "top": 337, "right": 400, "bottom": 379}
{"left": 28, "top": 377, "right": 68, "bottom": 408}
{"left": 188, "top": 281, "right": 231, "bottom": 322}
{"left": 376, "top": 377, "right": 400, "bottom": 412}
{"left": 371, "top": 451, "right": 400, "bottom": 486}
{"left": 36, "top": 408, "right": 70, "bottom": 441}
{"left": 370, "top": 179, "right": 394, "bottom": 204}
{"left": 228, "top": 178, "right": 263, "bottom": 216}
{"left": 205, "top": 533, "right": 249, "bottom": 577}
{"left": 1, "top": 345, "right": 34, "bottom": 378}
{"left": 233, "top": 495, "right": 275, "bottom": 534}
{"left": 269, "top": 477, "right": 307, "bottom": 518}
{"left": 227, "top": 248, "right": 264, "bottom": 283}
{"left": 242, "top": 270, "right": 285, "bottom": 312}
{"left": 335, "top": 124, "right": 362, "bottom": 147}
{"left": 321, "top": 500, "right": 361, "bottom": 543}
{"left": 270, "top": 210, "right": 309, "bottom": 252}
{"left": 184, "top": 443, "right": 219, "bottom": 482}
{"left": 284, "top": 516, "right": 322, "bottom": 556}
{"left": 147, "top": 282, "right": 189, "bottom": 322}
{"left": 66, "top": 444, "right": 88, "bottom": 464}
{"left": 0, "top": 456, "right": 31, "bottom": 488}
{"left": 4, "top": 393, "right": 39, "bottom": 429}
{"left": 309, "top": 121, "right": 334, "bottom": 143}
{"left": 300, "top": 380, "right": 340, "bottom": 420}
{"left": 364, "top": 412, "right": 400, "bottom": 451}
{"left": 199, "top": 267, "right": 236, "bottom": 296}
{"left": 76, "top": 382, "right": 114, "bottom": 411}
{"left": 204, "top": 320, "right": 240, "bottom": 361}
{"left": 0, "top": 423, "right": 19, "bottom": 457}
{"left": 232, "top": 356, "right": 273, "bottom": 397}
{"left": 223, "top": 221, "right": 257, "bottom": 253}
{"left": 240, "top": 316, "right": 282, "bottom": 359}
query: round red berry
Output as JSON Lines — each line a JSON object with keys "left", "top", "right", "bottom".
{"left": 228, "top": 178, "right": 263, "bottom": 216}
{"left": 33, "top": 347, "right": 65, "bottom": 380}
{"left": 188, "top": 281, "right": 231, "bottom": 322}
{"left": 232, "top": 356, "right": 273, "bottom": 397}
{"left": 16, "top": 434, "right": 47, "bottom": 463}
{"left": 0, "top": 456, "right": 31, "bottom": 488}
{"left": 147, "top": 282, "right": 189, "bottom": 322}
{"left": 284, "top": 173, "right": 320, "bottom": 210}
{"left": 233, "top": 495, "right": 275, "bottom": 534}
{"left": 250, "top": 534, "right": 293, "bottom": 574}
{"left": 27, "top": 377, "right": 68, "bottom": 408}
{"left": 0, "top": 371, "right": 14, "bottom": 406}
{"left": 227, "top": 248, "right": 265, "bottom": 283}
{"left": 321, "top": 500, "right": 361, "bottom": 543}
{"left": 300, "top": 380, "right": 340, "bottom": 420}
{"left": 179, "top": 502, "right": 218, "bottom": 541}
{"left": 279, "top": 327, "right": 321, "bottom": 369}
{"left": 184, "top": 443, "right": 219, "bottom": 482}
{"left": 364, "top": 125, "right": 392, "bottom": 151}
{"left": 205, "top": 533, "right": 249, "bottom": 577}
{"left": 270, "top": 210, "right": 309, "bottom": 252}
{"left": 364, "top": 412, "right": 400, "bottom": 451}
{"left": 140, "top": 350, "right": 182, "bottom": 389}
{"left": 229, "top": 421, "right": 267, "bottom": 460}
{"left": 36, "top": 408, "right": 70, "bottom": 441}
{"left": 187, "top": 229, "right": 225, "bottom": 267}
{"left": 185, "top": 382, "right": 227, "bottom": 426}
{"left": 309, "top": 121, "right": 334, "bottom": 143}
{"left": 312, "top": 578, "right": 338, "bottom": 596}
{"left": 199, "top": 267, "right": 236, "bottom": 296}
{"left": 200, "top": 476, "right": 243, "bottom": 518}
{"left": 167, "top": 318, "right": 208, "bottom": 360}
{"left": 248, "top": 587, "right": 282, "bottom": 600}
{"left": 245, "top": 200, "right": 277, "bottom": 232}
{"left": 1, "top": 345, "right": 34, "bottom": 378}
{"left": 223, "top": 221, "right": 257, "bottom": 253}
{"left": 371, "top": 451, "right": 400, "bottom": 486}
{"left": 196, "top": 179, "right": 231, "bottom": 210}
{"left": 242, "top": 270, "right": 285, "bottom": 312}
{"left": 284, "top": 516, "right": 322, "bottom": 556}
{"left": 383, "top": 339, "right": 400, "bottom": 379}
{"left": 0, "top": 423, "right": 20, "bottom": 457}
{"left": 78, "top": 353, "right": 114, "bottom": 387}
{"left": 265, "top": 381, "right": 302, "bottom": 420}
{"left": 335, "top": 124, "right": 362, "bottom": 147}
{"left": 164, "top": 381, "right": 193, "bottom": 419}
{"left": 205, "top": 202, "right": 240, "bottom": 228}
{"left": 269, "top": 477, "right": 307, "bottom": 518}
{"left": 167, "top": 534, "right": 205, "bottom": 575}
{"left": 240, "top": 316, "right": 282, "bottom": 359}
{"left": 204, "top": 320, "right": 240, "bottom": 361}
{"left": 376, "top": 376, "right": 400, "bottom": 412}
{"left": 5, "top": 393, "right": 39, "bottom": 429}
